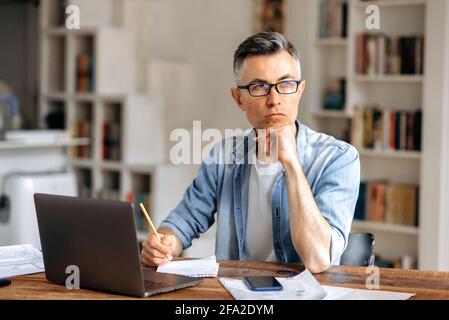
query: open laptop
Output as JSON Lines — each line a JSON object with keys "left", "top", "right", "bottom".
{"left": 33, "top": 193, "right": 203, "bottom": 297}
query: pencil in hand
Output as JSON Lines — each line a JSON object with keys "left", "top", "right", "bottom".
{"left": 139, "top": 202, "right": 173, "bottom": 262}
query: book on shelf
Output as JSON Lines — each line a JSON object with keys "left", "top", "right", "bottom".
{"left": 319, "top": 0, "right": 348, "bottom": 39}
{"left": 126, "top": 191, "right": 151, "bottom": 233}
{"left": 70, "top": 118, "right": 91, "bottom": 159}
{"left": 354, "top": 181, "right": 419, "bottom": 227}
{"left": 355, "top": 33, "right": 425, "bottom": 76}
{"left": 76, "top": 52, "right": 95, "bottom": 92}
{"left": 323, "top": 78, "right": 346, "bottom": 110}
{"left": 351, "top": 106, "right": 422, "bottom": 152}
{"left": 366, "top": 181, "right": 386, "bottom": 222}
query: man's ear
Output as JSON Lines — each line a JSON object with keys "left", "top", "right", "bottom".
{"left": 300, "top": 80, "right": 306, "bottom": 92}
{"left": 231, "top": 88, "right": 245, "bottom": 111}
{"left": 298, "top": 80, "right": 306, "bottom": 99}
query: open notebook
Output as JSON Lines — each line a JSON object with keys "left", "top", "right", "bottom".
{"left": 156, "top": 255, "right": 219, "bottom": 278}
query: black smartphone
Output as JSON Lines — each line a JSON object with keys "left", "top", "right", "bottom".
{"left": 0, "top": 278, "right": 11, "bottom": 287}
{"left": 243, "top": 276, "right": 283, "bottom": 291}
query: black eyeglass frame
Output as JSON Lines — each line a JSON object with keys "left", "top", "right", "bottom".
{"left": 237, "top": 79, "right": 302, "bottom": 97}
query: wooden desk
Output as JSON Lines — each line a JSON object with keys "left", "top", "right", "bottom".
{"left": 2, "top": 260, "right": 449, "bottom": 300}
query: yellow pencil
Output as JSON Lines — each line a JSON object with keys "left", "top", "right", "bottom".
{"left": 139, "top": 202, "right": 172, "bottom": 261}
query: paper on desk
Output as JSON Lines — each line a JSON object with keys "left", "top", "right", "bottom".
{"left": 220, "top": 269, "right": 415, "bottom": 300}
{"left": 156, "top": 255, "right": 219, "bottom": 277}
{"left": 322, "top": 285, "right": 415, "bottom": 300}
{"left": 219, "top": 269, "right": 327, "bottom": 300}
{"left": 0, "top": 244, "right": 45, "bottom": 278}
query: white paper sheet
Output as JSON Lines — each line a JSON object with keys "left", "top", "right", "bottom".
{"left": 322, "top": 285, "right": 415, "bottom": 300}
{"left": 156, "top": 255, "right": 219, "bottom": 277}
{"left": 219, "top": 269, "right": 327, "bottom": 300}
{"left": 0, "top": 244, "right": 45, "bottom": 278}
{"left": 219, "top": 269, "right": 415, "bottom": 300}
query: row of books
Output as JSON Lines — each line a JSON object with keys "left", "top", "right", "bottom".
{"left": 354, "top": 181, "right": 419, "bottom": 227}
{"left": 356, "top": 33, "right": 425, "bottom": 75}
{"left": 76, "top": 52, "right": 95, "bottom": 92}
{"left": 102, "top": 121, "right": 121, "bottom": 160}
{"left": 71, "top": 119, "right": 92, "bottom": 159}
{"left": 319, "top": 0, "right": 348, "bottom": 39}
{"left": 351, "top": 106, "right": 422, "bottom": 151}
{"left": 126, "top": 191, "right": 151, "bottom": 233}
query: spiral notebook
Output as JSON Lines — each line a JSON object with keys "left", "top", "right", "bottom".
{"left": 156, "top": 255, "right": 219, "bottom": 278}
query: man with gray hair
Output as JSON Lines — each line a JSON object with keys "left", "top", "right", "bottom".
{"left": 141, "top": 32, "right": 360, "bottom": 273}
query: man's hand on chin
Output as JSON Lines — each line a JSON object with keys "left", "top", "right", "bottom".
{"left": 256, "top": 122, "right": 299, "bottom": 166}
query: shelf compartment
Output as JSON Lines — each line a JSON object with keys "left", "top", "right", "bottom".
{"left": 71, "top": 101, "right": 94, "bottom": 159}
{"left": 98, "top": 170, "right": 121, "bottom": 200}
{"left": 46, "top": 35, "right": 66, "bottom": 93}
{"left": 126, "top": 173, "right": 152, "bottom": 234}
{"left": 74, "top": 34, "right": 95, "bottom": 93}
{"left": 74, "top": 167, "right": 93, "bottom": 198}
{"left": 43, "top": 99, "right": 66, "bottom": 130}
{"left": 102, "top": 101, "right": 122, "bottom": 162}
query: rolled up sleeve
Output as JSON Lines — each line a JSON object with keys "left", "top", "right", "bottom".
{"left": 313, "top": 145, "right": 360, "bottom": 266}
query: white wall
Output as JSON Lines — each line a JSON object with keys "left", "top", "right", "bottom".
{"left": 123, "top": 0, "right": 255, "bottom": 137}
{"left": 420, "top": 0, "right": 449, "bottom": 271}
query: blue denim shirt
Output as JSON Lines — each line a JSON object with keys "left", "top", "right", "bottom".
{"left": 160, "top": 120, "right": 360, "bottom": 266}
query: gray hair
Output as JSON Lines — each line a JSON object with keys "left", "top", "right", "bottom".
{"left": 233, "top": 32, "right": 301, "bottom": 83}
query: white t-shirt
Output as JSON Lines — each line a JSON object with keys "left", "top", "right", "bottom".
{"left": 245, "top": 157, "right": 284, "bottom": 261}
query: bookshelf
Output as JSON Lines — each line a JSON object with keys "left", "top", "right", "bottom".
{"left": 39, "top": 0, "right": 164, "bottom": 242}
{"left": 308, "top": 0, "right": 427, "bottom": 268}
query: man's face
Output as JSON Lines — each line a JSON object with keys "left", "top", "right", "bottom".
{"left": 231, "top": 50, "right": 305, "bottom": 129}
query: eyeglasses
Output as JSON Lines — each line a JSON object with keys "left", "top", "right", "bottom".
{"left": 237, "top": 80, "right": 302, "bottom": 97}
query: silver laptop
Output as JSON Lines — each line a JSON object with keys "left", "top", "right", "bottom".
{"left": 34, "top": 193, "right": 203, "bottom": 297}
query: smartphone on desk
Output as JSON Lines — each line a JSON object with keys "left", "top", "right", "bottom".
{"left": 244, "top": 276, "right": 283, "bottom": 291}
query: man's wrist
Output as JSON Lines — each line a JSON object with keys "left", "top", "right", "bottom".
{"left": 282, "top": 155, "right": 302, "bottom": 174}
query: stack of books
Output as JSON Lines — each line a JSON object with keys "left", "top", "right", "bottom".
{"left": 351, "top": 106, "right": 422, "bottom": 152}
{"left": 356, "top": 33, "right": 425, "bottom": 76}
{"left": 355, "top": 181, "right": 419, "bottom": 227}
{"left": 319, "top": 0, "right": 348, "bottom": 38}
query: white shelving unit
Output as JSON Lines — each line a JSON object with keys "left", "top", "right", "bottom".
{"left": 39, "top": 0, "right": 165, "bottom": 243}
{"left": 307, "top": 0, "right": 427, "bottom": 267}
